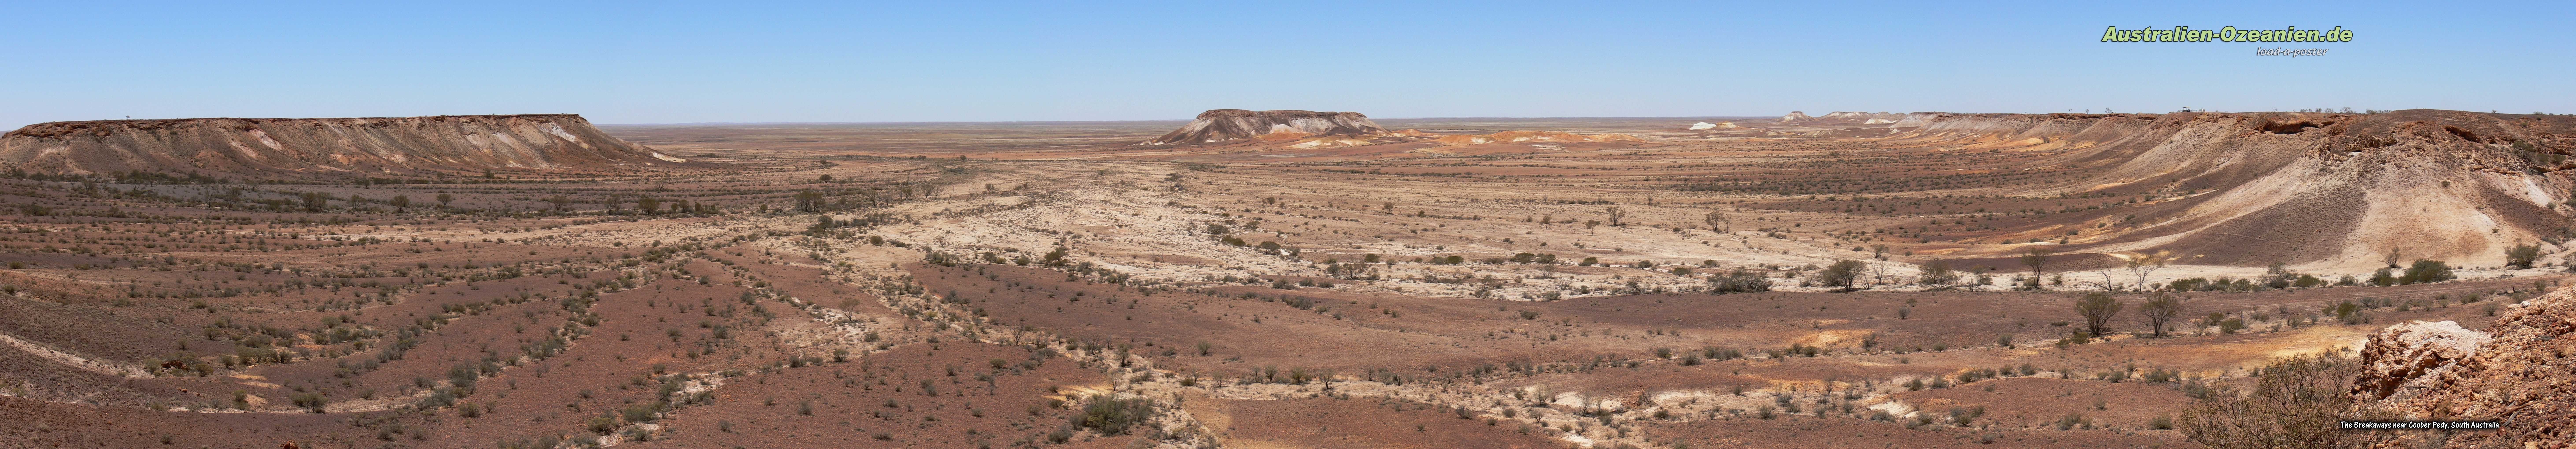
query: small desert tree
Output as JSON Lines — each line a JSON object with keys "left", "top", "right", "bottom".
{"left": 1917, "top": 259, "right": 1959, "bottom": 285}
{"left": 300, "top": 191, "right": 329, "bottom": 212}
{"left": 2505, "top": 242, "right": 2543, "bottom": 269}
{"left": 1816, "top": 259, "right": 1866, "bottom": 287}
{"left": 388, "top": 195, "right": 410, "bottom": 212}
{"left": 2124, "top": 251, "right": 2170, "bottom": 291}
{"left": 2020, "top": 247, "right": 2056, "bottom": 289}
{"left": 1605, "top": 207, "right": 1626, "bottom": 226}
{"left": 435, "top": 193, "right": 455, "bottom": 208}
{"left": 1704, "top": 211, "right": 1729, "bottom": 232}
{"left": 2075, "top": 292, "right": 2124, "bottom": 337}
{"left": 2138, "top": 291, "right": 2182, "bottom": 337}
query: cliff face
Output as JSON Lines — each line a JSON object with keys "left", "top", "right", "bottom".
{"left": 1894, "top": 110, "right": 2576, "bottom": 269}
{"left": 1141, "top": 109, "right": 1392, "bottom": 146}
{"left": 2345, "top": 287, "right": 2576, "bottom": 448}
{"left": 0, "top": 114, "right": 685, "bottom": 177}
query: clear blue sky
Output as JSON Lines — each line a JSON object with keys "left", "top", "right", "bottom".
{"left": 3, "top": 1, "right": 2567, "bottom": 128}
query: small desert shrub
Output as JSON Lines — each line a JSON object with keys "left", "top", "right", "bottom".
{"left": 1076, "top": 395, "right": 1156, "bottom": 435}
{"left": 2398, "top": 259, "right": 2454, "bottom": 285}
{"left": 1709, "top": 270, "right": 1771, "bottom": 293}
{"left": 2178, "top": 354, "right": 2357, "bottom": 449}
{"left": 1813, "top": 259, "right": 1865, "bottom": 287}
{"left": 289, "top": 392, "right": 328, "bottom": 413}
{"left": 2055, "top": 413, "right": 2088, "bottom": 430}
{"left": 2506, "top": 243, "right": 2543, "bottom": 269}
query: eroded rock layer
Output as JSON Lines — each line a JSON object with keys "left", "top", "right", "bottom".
{"left": 1893, "top": 110, "right": 2576, "bottom": 269}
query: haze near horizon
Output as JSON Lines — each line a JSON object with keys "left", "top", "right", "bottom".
{"left": 0, "top": 0, "right": 2567, "bottom": 128}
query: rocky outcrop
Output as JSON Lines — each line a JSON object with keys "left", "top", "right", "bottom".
{"left": 2351, "top": 320, "right": 2489, "bottom": 403}
{"left": 1141, "top": 109, "right": 1392, "bottom": 146}
{"left": 1776, "top": 111, "right": 1815, "bottom": 122}
{"left": 2345, "top": 287, "right": 2576, "bottom": 448}
{"left": 0, "top": 114, "right": 683, "bottom": 177}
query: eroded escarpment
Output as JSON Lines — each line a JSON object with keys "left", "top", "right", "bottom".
{"left": 1894, "top": 110, "right": 2576, "bottom": 269}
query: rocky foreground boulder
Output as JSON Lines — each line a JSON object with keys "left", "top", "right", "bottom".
{"left": 2347, "top": 286, "right": 2576, "bottom": 447}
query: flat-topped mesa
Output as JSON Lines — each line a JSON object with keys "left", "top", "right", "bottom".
{"left": 1141, "top": 109, "right": 1394, "bottom": 146}
{"left": 0, "top": 114, "right": 692, "bottom": 177}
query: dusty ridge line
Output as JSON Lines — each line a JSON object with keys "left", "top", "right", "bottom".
{"left": 0, "top": 330, "right": 153, "bottom": 379}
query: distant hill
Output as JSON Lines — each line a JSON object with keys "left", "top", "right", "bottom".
{"left": 0, "top": 114, "right": 692, "bottom": 178}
